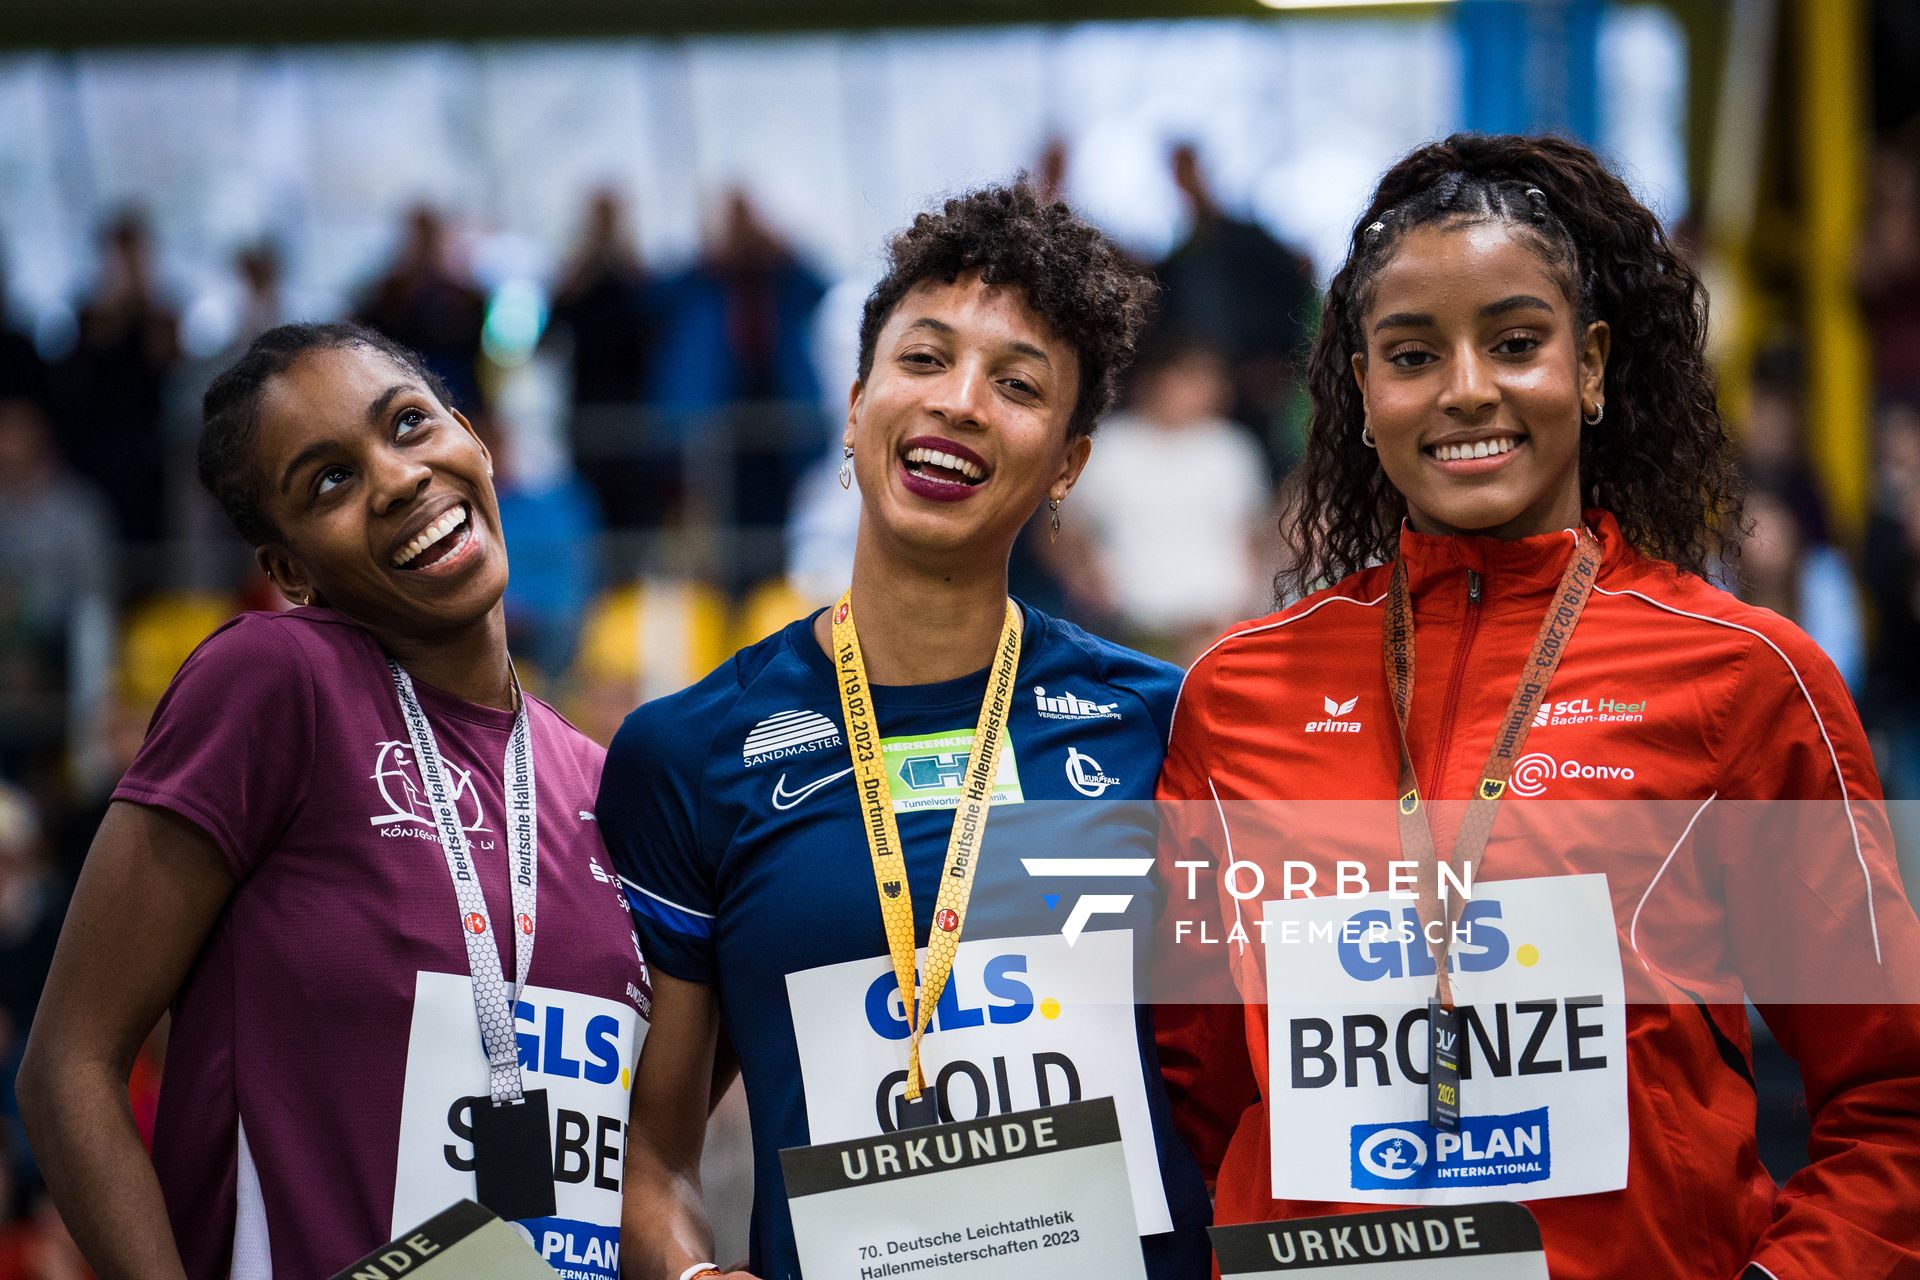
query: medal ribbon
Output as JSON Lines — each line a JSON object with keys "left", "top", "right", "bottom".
{"left": 1383, "top": 531, "right": 1602, "bottom": 1009}
{"left": 832, "top": 591, "right": 1023, "bottom": 1101}
{"left": 390, "top": 660, "right": 539, "bottom": 1104}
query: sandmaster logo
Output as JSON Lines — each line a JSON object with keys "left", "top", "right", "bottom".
{"left": 1350, "top": 1107, "right": 1551, "bottom": 1190}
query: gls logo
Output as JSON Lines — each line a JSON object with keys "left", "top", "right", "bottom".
{"left": 1338, "top": 901, "right": 1514, "bottom": 982}
{"left": 1350, "top": 1107, "right": 1552, "bottom": 1189}
{"left": 369, "top": 740, "right": 487, "bottom": 830}
{"left": 857, "top": 952, "right": 1085, "bottom": 1131}
{"left": 862, "top": 952, "right": 1042, "bottom": 1039}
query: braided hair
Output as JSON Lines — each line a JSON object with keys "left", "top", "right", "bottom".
{"left": 1282, "top": 133, "right": 1739, "bottom": 598}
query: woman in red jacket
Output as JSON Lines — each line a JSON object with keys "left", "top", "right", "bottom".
{"left": 1157, "top": 133, "right": 1920, "bottom": 1279}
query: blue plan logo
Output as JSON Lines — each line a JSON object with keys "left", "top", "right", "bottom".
{"left": 1349, "top": 1107, "right": 1552, "bottom": 1190}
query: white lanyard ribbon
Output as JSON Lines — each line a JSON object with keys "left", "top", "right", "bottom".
{"left": 388, "top": 660, "right": 539, "bottom": 1104}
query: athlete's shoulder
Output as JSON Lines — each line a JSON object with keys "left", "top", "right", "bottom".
{"left": 168, "top": 607, "right": 377, "bottom": 701}
{"left": 1183, "top": 566, "right": 1390, "bottom": 689}
{"left": 1594, "top": 554, "right": 1846, "bottom": 689}
{"left": 527, "top": 695, "right": 608, "bottom": 779}
{"left": 1025, "top": 604, "right": 1181, "bottom": 736}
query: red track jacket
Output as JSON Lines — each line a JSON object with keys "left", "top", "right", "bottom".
{"left": 1155, "top": 512, "right": 1920, "bottom": 1280}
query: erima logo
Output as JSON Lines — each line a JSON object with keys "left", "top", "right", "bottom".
{"left": 1034, "top": 686, "right": 1121, "bottom": 721}
{"left": 1020, "top": 856, "right": 1151, "bottom": 945}
{"left": 1305, "top": 695, "right": 1362, "bottom": 734}
{"left": 1508, "top": 752, "right": 1637, "bottom": 797}
{"left": 743, "top": 709, "right": 843, "bottom": 767}
{"left": 1350, "top": 1107, "right": 1551, "bottom": 1189}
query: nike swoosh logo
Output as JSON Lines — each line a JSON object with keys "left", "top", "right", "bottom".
{"left": 772, "top": 766, "right": 855, "bottom": 811}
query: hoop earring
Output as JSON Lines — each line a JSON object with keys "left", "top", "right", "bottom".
{"left": 1361, "top": 424, "right": 1377, "bottom": 449}
{"left": 1048, "top": 497, "right": 1062, "bottom": 543}
{"left": 1583, "top": 402, "right": 1604, "bottom": 427}
{"left": 838, "top": 445, "right": 853, "bottom": 490}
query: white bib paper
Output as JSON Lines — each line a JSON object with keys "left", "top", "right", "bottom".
{"left": 1211, "top": 1202, "right": 1549, "bottom": 1278}
{"left": 1263, "top": 875, "right": 1627, "bottom": 1204}
{"left": 782, "top": 1099, "right": 1146, "bottom": 1279}
{"left": 785, "top": 928, "right": 1171, "bottom": 1234}
{"left": 391, "top": 971, "right": 643, "bottom": 1279}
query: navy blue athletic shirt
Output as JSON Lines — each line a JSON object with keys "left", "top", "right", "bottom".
{"left": 598, "top": 603, "right": 1211, "bottom": 1279}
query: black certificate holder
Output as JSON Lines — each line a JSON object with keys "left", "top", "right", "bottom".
{"left": 472, "top": 1089, "right": 558, "bottom": 1222}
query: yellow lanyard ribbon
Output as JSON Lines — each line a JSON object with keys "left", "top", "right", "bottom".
{"left": 831, "top": 590, "right": 1023, "bottom": 1100}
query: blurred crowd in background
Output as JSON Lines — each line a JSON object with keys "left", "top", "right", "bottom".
{"left": 0, "top": 4, "right": 1918, "bottom": 1265}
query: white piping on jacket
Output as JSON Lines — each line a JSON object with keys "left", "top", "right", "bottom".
{"left": 1628, "top": 792, "right": 1718, "bottom": 962}
{"left": 1594, "top": 585, "right": 1881, "bottom": 964}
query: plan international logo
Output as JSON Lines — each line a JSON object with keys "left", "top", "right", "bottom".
{"left": 1350, "top": 1107, "right": 1552, "bottom": 1190}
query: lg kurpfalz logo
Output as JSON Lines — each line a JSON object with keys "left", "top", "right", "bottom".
{"left": 1350, "top": 1107, "right": 1551, "bottom": 1190}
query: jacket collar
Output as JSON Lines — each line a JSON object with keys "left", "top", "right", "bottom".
{"left": 1396, "top": 508, "right": 1627, "bottom": 613}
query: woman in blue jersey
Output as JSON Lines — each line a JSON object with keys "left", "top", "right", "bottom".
{"left": 599, "top": 184, "right": 1212, "bottom": 1280}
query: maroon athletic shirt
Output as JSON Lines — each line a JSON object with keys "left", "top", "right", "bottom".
{"left": 115, "top": 608, "right": 648, "bottom": 1280}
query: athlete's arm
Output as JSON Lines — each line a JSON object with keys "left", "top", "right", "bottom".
{"left": 623, "top": 971, "right": 759, "bottom": 1280}
{"left": 1713, "top": 633, "right": 1920, "bottom": 1275}
{"left": 17, "top": 801, "right": 238, "bottom": 1280}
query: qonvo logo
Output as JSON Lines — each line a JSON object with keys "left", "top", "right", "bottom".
{"left": 1508, "top": 752, "right": 1636, "bottom": 797}
{"left": 1350, "top": 1107, "right": 1551, "bottom": 1190}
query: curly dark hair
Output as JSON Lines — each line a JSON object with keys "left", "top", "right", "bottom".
{"left": 198, "top": 322, "right": 454, "bottom": 547}
{"left": 1282, "top": 132, "right": 1741, "bottom": 597}
{"left": 857, "top": 182, "right": 1157, "bottom": 438}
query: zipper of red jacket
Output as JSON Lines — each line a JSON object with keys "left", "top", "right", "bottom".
{"left": 1428, "top": 568, "right": 1483, "bottom": 792}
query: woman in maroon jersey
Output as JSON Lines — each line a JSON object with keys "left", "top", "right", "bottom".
{"left": 20, "top": 323, "right": 647, "bottom": 1279}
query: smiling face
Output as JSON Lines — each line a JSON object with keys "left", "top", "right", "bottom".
{"left": 1353, "top": 221, "right": 1609, "bottom": 540}
{"left": 848, "top": 271, "right": 1089, "bottom": 567}
{"left": 249, "top": 344, "right": 507, "bottom": 639}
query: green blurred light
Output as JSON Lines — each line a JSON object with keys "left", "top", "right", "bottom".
{"left": 482, "top": 280, "right": 548, "bottom": 368}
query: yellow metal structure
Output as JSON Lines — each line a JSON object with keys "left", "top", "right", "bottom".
{"left": 1797, "top": 0, "right": 1872, "bottom": 540}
